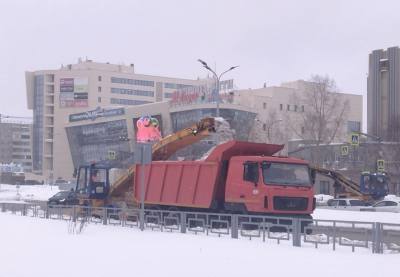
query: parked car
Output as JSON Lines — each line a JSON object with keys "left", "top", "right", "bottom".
{"left": 326, "top": 198, "right": 368, "bottom": 210}
{"left": 372, "top": 200, "right": 400, "bottom": 213}
{"left": 48, "top": 191, "right": 78, "bottom": 207}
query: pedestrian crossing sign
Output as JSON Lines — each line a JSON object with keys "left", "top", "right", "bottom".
{"left": 341, "top": 145, "right": 349, "bottom": 156}
{"left": 350, "top": 133, "right": 359, "bottom": 146}
{"left": 377, "top": 160, "right": 385, "bottom": 172}
{"left": 108, "top": 150, "right": 116, "bottom": 160}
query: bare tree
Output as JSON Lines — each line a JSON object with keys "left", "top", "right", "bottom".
{"left": 251, "top": 110, "right": 285, "bottom": 144}
{"left": 287, "top": 75, "right": 350, "bottom": 164}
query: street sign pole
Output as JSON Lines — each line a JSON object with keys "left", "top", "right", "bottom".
{"left": 140, "top": 148, "right": 145, "bottom": 231}
{"left": 135, "top": 142, "right": 152, "bottom": 231}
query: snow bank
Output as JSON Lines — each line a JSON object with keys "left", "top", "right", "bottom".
{"left": 313, "top": 208, "right": 400, "bottom": 224}
{"left": 0, "top": 184, "right": 59, "bottom": 202}
{"left": 385, "top": 194, "right": 400, "bottom": 201}
{"left": 0, "top": 213, "right": 398, "bottom": 277}
{"left": 315, "top": 194, "right": 333, "bottom": 206}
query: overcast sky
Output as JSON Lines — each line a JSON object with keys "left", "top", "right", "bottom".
{"left": 1, "top": 0, "right": 399, "bottom": 124}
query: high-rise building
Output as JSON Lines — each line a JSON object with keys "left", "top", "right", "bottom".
{"left": 26, "top": 59, "right": 233, "bottom": 179}
{"left": 367, "top": 46, "right": 400, "bottom": 141}
{"left": 0, "top": 120, "right": 33, "bottom": 172}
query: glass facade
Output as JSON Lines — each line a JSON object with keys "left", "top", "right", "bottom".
{"left": 66, "top": 120, "right": 130, "bottom": 169}
{"left": 111, "top": 77, "right": 154, "bottom": 87}
{"left": 32, "top": 75, "right": 44, "bottom": 171}
{"left": 111, "top": 87, "right": 154, "bottom": 97}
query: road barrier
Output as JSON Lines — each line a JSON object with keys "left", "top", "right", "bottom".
{"left": 1, "top": 202, "right": 399, "bottom": 254}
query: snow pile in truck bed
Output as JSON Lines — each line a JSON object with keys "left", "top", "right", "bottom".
{"left": 214, "top": 117, "right": 236, "bottom": 143}
{"left": 199, "top": 118, "right": 236, "bottom": 160}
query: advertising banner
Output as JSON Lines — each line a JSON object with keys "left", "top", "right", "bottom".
{"left": 60, "top": 77, "right": 89, "bottom": 108}
{"left": 69, "top": 107, "right": 125, "bottom": 122}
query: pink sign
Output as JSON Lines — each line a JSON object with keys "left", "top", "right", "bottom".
{"left": 136, "top": 116, "right": 162, "bottom": 142}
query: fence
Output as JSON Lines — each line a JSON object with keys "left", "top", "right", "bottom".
{"left": 1, "top": 202, "right": 399, "bottom": 254}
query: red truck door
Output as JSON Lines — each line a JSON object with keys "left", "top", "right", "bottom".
{"left": 225, "top": 159, "right": 264, "bottom": 211}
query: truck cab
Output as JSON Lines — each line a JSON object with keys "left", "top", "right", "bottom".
{"left": 224, "top": 156, "right": 315, "bottom": 215}
{"left": 360, "top": 172, "right": 389, "bottom": 200}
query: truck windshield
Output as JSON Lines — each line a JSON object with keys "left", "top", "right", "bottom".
{"left": 262, "top": 162, "right": 311, "bottom": 186}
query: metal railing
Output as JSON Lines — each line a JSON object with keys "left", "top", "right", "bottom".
{"left": 1, "top": 202, "right": 399, "bottom": 254}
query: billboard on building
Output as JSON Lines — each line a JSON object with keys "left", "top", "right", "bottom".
{"left": 60, "top": 77, "right": 89, "bottom": 108}
{"left": 169, "top": 79, "right": 234, "bottom": 107}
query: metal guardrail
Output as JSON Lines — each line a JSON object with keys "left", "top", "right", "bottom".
{"left": 1, "top": 202, "right": 399, "bottom": 254}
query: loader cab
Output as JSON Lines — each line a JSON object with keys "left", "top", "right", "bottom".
{"left": 360, "top": 172, "right": 389, "bottom": 200}
{"left": 75, "top": 163, "right": 111, "bottom": 199}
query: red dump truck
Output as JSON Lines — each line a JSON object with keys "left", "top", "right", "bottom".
{"left": 134, "top": 140, "right": 316, "bottom": 216}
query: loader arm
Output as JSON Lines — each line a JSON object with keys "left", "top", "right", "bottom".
{"left": 109, "top": 117, "right": 216, "bottom": 198}
{"left": 312, "top": 166, "right": 363, "bottom": 197}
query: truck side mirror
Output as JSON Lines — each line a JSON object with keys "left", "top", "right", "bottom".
{"left": 310, "top": 168, "right": 316, "bottom": 185}
{"left": 243, "top": 162, "right": 259, "bottom": 185}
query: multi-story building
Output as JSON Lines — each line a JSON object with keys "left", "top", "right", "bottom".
{"left": 368, "top": 46, "right": 400, "bottom": 141}
{"left": 235, "top": 80, "right": 363, "bottom": 147}
{"left": 26, "top": 59, "right": 233, "bottom": 179}
{"left": 0, "top": 120, "right": 33, "bottom": 172}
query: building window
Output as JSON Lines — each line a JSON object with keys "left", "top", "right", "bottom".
{"left": 164, "top": 92, "right": 174, "bottom": 98}
{"left": 347, "top": 121, "right": 361, "bottom": 133}
{"left": 319, "top": 180, "right": 330, "bottom": 195}
{"left": 263, "top": 123, "right": 266, "bottom": 131}
{"left": 164, "top": 83, "right": 194, "bottom": 90}
{"left": 280, "top": 104, "right": 283, "bottom": 111}
{"left": 294, "top": 105, "right": 298, "bottom": 112}
{"left": 263, "top": 102, "right": 266, "bottom": 109}
{"left": 287, "top": 104, "right": 290, "bottom": 111}
{"left": 98, "top": 76, "right": 102, "bottom": 82}
{"left": 98, "top": 86, "right": 102, "bottom": 92}
{"left": 301, "top": 105, "right": 305, "bottom": 112}
{"left": 110, "top": 87, "right": 154, "bottom": 97}
{"left": 111, "top": 77, "right": 154, "bottom": 87}
{"left": 301, "top": 126, "right": 305, "bottom": 134}
{"left": 98, "top": 97, "right": 101, "bottom": 103}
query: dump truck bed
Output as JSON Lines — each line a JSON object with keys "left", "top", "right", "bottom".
{"left": 134, "top": 161, "right": 219, "bottom": 208}
{"left": 133, "top": 141, "right": 285, "bottom": 208}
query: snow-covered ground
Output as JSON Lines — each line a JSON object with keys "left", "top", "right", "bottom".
{"left": 0, "top": 212, "right": 397, "bottom": 277}
{"left": 0, "top": 184, "right": 59, "bottom": 202}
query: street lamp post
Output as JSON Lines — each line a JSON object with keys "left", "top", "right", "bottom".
{"left": 197, "top": 59, "right": 238, "bottom": 118}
